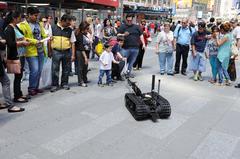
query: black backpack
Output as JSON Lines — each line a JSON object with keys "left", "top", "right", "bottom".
{"left": 177, "top": 26, "right": 192, "bottom": 37}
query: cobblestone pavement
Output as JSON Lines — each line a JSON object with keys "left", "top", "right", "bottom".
{"left": 1, "top": 39, "right": 240, "bottom": 159}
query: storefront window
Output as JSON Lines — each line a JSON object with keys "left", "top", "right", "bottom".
{"left": 147, "top": 0, "right": 152, "bottom": 4}
{"left": 135, "top": 0, "right": 140, "bottom": 3}
{"left": 142, "top": 0, "right": 146, "bottom": 3}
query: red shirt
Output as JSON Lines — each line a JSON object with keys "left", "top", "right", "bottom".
{"left": 141, "top": 25, "right": 150, "bottom": 46}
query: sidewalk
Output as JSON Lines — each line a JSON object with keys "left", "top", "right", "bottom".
{"left": 0, "top": 38, "right": 240, "bottom": 159}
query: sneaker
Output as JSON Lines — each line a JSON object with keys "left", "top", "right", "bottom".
{"left": 50, "top": 86, "right": 59, "bottom": 93}
{"left": 78, "top": 83, "right": 88, "bottom": 87}
{"left": 167, "top": 73, "right": 174, "bottom": 76}
{"left": 106, "top": 82, "right": 114, "bottom": 86}
{"left": 133, "top": 67, "right": 138, "bottom": 71}
{"left": 62, "top": 85, "right": 70, "bottom": 90}
{"left": 98, "top": 82, "right": 104, "bottom": 87}
{"left": 193, "top": 74, "right": 198, "bottom": 81}
{"left": 225, "top": 80, "right": 231, "bottom": 86}
{"left": 235, "top": 84, "right": 240, "bottom": 88}
{"left": 160, "top": 72, "right": 165, "bottom": 75}
{"left": 198, "top": 74, "right": 203, "bottom": 81}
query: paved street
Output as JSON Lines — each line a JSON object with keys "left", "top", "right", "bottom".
{"left": 1, "top": 39, "right": 240, "bottom": 159}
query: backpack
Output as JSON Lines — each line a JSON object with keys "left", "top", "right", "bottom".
{"left": 95, "top": 40, "right": 104, "bottom": 57}
{"left": 177, "top": 26, "right": 192, "bottom": 37}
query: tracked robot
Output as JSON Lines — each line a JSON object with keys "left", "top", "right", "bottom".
{"left": 125, "top": 75, "right": 171, "bottom": 122}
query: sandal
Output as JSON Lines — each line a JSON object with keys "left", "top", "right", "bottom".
{"left": 8, "top": 106, "right": 25, "bottom": 113}
{"left": 0, "top": 104, "right": 9, "bottom": 110}
{"left": 21, "top": 95, "right": 31, "bottom": 100}
{"left": 208, "top": 79, "right": 216, "bottom": 84}
{"left": 14, "top": 97, "right": 28, "bottom": 103}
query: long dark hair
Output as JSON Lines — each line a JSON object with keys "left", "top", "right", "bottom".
{"left": 103, "top": 18, "right": 112, "bottom": 27}
{"left": 76, "top": 21, "right": 89, "bottom": 36}
{"left": 5, "top": 11, "right": 21, "bottom": 26}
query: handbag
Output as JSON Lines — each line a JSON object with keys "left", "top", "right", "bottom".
{"left": 6, "top": 60, "right": 21, "bottom": 74}
{"left": 164, "top": 32, "right": 174, "bottom": 53}
{"left": 231, "top": 41, "right": 239, "bottom": 57}
{"left": 227, "top": 58, "right": 236, "bottom": 81}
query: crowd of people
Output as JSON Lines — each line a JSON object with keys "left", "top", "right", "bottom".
{"left": 155, "top": 17, "right": 240, "bottom": 86}
{"left": 0, "top": 8, "right": 147, "bottom": 113}
{"left": 0, "top": 7, "right": 240, "bottom": 113}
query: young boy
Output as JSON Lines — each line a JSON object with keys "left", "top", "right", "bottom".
{"left": 98, "top": 43, "right": 119, "bottom": 86}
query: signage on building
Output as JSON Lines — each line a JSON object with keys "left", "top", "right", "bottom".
{"left": 193, "top": 0, "right": 209, "bottom": 4}
{"left": 80, "top": 0, "right": 119, "bottom": 7}
{"left": 0, "top": 2, "right": 7, "bottom": 9}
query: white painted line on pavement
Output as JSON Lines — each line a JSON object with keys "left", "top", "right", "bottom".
{"left": 17, "top": 153, "right": 38, "bottom": 159}
{"left": 190, "top": 131, "right": 239, "bottom": 159}
{"left": 41, "top": 108, "right": 128, "bottom": 155}
{"left": 141, "top": 113, "right": 189, "bottom": 140}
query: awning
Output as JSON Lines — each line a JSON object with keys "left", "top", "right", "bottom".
{"left": 79, "top": 0, "right": 119, "bottom": 8}
{"left": 0, "top": 2, "right": 8, "bottom": 9}
{"left": 124, "top": 6, "right": 172, "bottom": 16}
{"left": 4, "top": 0, "right": 118, "bottom": 9}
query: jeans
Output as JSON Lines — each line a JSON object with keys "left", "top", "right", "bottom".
{"left": 121, "top": 48, "right": 139, "bottom": 74}
{"left": 69, "top": 49, "right": 73, "bottom": 73}
{"left": 175, "top": 43, "right": 189, "bottom": 73}
{"left": 76, "top": 51, "right": 88, "bottom": 84}
{"left": 158, "top": 52, "right": 174, "bottom": 74}
{"left": 112, "top": 60, "right": 125, "bottom": 79}
{"left": 52, "top": 50, "right": 71, "bottom": 86}
{"left": 14, "top": 57, "right": 25, "bottom": 98}
{"left": 189, "top": 52, "right": 206, "bottom": 72}
{"left": 209, "top": 55, "right": 218, "bottom": 80}
{"left": 217, "top": 58, "right": 230, "bottom": 83}
{"left": 98, "top": 70, "right": 112, "bottom": 84}
{"left": 133, "top": 44, "right": 145, "bottom": 69}
{"left": 26, "top": 52, "right": 44, "bottom": 91}
{"left": 0, "top": 66, "right": 13, "bottom": 107}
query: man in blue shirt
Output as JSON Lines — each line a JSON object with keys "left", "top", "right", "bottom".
{"left": 174, "top": 18, "right": 193, "bottom": 75}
